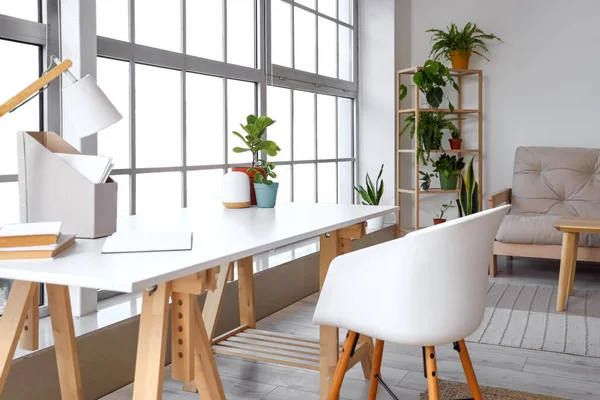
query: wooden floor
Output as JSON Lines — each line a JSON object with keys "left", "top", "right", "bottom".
{"left": 104, "top": 257, "right": 600, "bottom": 400}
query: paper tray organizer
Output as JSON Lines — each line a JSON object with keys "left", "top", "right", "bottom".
{"left": 17, "top": 131, "right": 118, "bottom": 239}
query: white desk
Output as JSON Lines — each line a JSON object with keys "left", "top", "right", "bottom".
{"left": 0, "top": 203, "right": 397, "bottom": 400}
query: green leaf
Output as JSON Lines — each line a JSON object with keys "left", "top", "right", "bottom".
{"left": 241, "top": 123, "right": 260, "bottom": 138}
{"left": 399, "top": 84, "right": 408, "bottom": 101}
{"left": 246, "top": 114, "right": 257, "bottom": 124}
{"left": 413, "top": 71, "right": 424, "bottom": 88}
{"left": 255, "top": 140, "right": 281, "bottom": 156}
{"left": 255, "top": 116, "right": 276, "bottom": 132}
{"left": 366, "top": 173, "right": 376, "bottom": 202}
{"left": 376, "top": 180, "right": 384, "bottom": 205}
{"left": 232, "top": 147, "right": 251, "bottom": 153}
{"left": 426, "top": 87, "right": 444, "bottom": 108}
{"left": 354, "top": 185, "right": 372, "bottom": 205}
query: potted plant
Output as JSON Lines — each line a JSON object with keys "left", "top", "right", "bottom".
{"left": 232, "top": 114, "right": 279, "bottom": 205}
{"left": 458, "top": 156, "right": 479, "bottom": 216}
{"left": 419, "top": 171, "right": 435, "bottom": 191}
{"left": 354, "top": 164, "right": 385, "bottom": 231}
{"left": 433, "top": 154, "right": 465, "bottom": 190}
{"left": 400, "top": 112, "right": 461, "bottom": 164}
{"left": 413, "top": 60, "right": 459, "bottom": 111}
{"left": 427, "top": 22, "right": 503, "bottom": 69}
{"left": 449, "top": 127, "right": 462, "bottom": 150}
{"left": 248, "top": 160, "right": 279, "bottom": 208}
{"left": 434, "top": 200, "right": 454, "bottom": 225}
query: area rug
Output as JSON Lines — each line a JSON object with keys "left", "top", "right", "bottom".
{"left": 466, "top": 282, "right": 600, "bottom": 357}
{"left": 420, "top": 380, "right": 564, "bottom": 399}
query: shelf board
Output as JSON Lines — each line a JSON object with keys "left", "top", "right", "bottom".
{"left": 398, "top": 149, "right": 416, "bottom": 153}
{"left": 398, "top": 108, "right": 479, "bottom": 114}
{"left": 398, "top": 149, "right": 480, "bottom": 154}
{"left": 398, "top": 189, "right": 460, "bottom": 195}
{"left": 398, "top": 67, "right": 481, "bottom": 76}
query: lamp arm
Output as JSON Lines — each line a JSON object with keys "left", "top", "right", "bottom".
{"left": 0, "top": 59, "right": 73, "bottom": 118}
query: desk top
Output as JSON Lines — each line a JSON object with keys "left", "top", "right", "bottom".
{"left": 554, "top": 216, "right": 600, "bottom": 234}
{"left": 0, "top": 204, "right": 397, "bottom": 292}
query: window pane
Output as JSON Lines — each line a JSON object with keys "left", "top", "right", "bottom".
{"left": 0, "top": 2, "right": 38, "bottom": 21}
{"left": 338, "top": 97, "right": 353, "bottom": 158}
{"left": 293, "top": 91, "right": 315, "bottom": 161}
{"left": 227, "top": 0, "right": 255, "bottom": 68}
{"left": 97, "top": 57, "right": 130, "bottom": 168}
{"left": 227, "top": 80, "right": 256, "bottom": 165}
{"left": 97, "top": 0, "right": 129, "bottom": 41}
{"left": 111, "top": 175, "right": 131, "bottom": 216}
{"left": 339, "top": 0, "right": 352, "bottom": 25}
{"left": 318, "top": 0, "right": 336, "bottom": 18}
{"left": 136, "top": 172, "right": 181, "bottom": 215}
{"left": 295, "top": 0, "right": 315, "bottom": 9}
{"left": 317, "top": 94, "right": 336, "bottom": 159}
{"left": 271, "top": 0, "right": 292, "bottom": 68}
{"left": 187, "top": 0, "right": 223, "bottom": 61}
{"left": 135, "top": 0, "right": 181, "bottom": 52}
{"left": 135, "top": 65, "right": 181, "bottom": 168}
{"left": 187, "top": 74, "right": 224, "bottom": 166}
{"left": 339, "top": 26, "right": 353, "bottom": 81}
{"left": 267, "top": 86, "right": 291, "bottom": 162}
{"left": 318, "top": 163, "right": 336, "bottom": 203}
{"left": 188, "top": 169, "right": 224, "bottom": 208}
{"left": 338, "top": 161, "right": 353, "bottom": 204}
{"left": 275, "top": 165, "right": 291, "bottom": 203}
{"left": 318, "top": 18, "right": 337, "bottom": 78}
{"left": 0, "top": 41, "right": 40, "bottom": 175}
{"left": 294, "top": 7, "right": 316, "bottom": 73}
{"left": 293, "top": 164, "right": 315, "bottom": 203}
{"left": 0, "top": 183, "right": 20, "bottom": 226}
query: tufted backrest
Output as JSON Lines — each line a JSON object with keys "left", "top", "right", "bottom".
{"left": 512, "top": 146, "right": 600, "bottom": 216}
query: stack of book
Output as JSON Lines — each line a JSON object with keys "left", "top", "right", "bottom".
{"left": 0, "top": 221, "right": 76, "bottom": 260}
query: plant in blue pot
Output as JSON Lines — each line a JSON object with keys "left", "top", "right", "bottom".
{"left": 248, "top": 160, "right": 279, "bottom": 208}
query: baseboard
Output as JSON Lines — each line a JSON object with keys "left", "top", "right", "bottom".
{"left": 4, "top": 225, "right": 397, "bottom": 399}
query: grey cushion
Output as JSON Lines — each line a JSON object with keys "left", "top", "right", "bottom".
{"left": 497, "top": 146, "right": 600, "bottom": 246}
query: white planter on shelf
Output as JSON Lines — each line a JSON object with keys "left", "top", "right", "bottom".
{"left": 366, "top": 215, "right": 385, "bottom": 233}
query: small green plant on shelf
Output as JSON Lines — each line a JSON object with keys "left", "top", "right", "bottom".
{"left": 427, "top": 22, "right": 503, "bottom": 68}
{"left": 434, "top": 200, "right": 455, "bottom": 224}
{"left": 399, "top": 60, "right": 459, "bottom": 111}
{"left": 232, "top": 114, "right": 279, "bottom": 167}
{"left": 248, "top": 160, "right": 276, "bottom": 185}
{"left": 400, "top": 112, "right": 461, "bottom": 164}
{"left": 354, "top": 164, "right": 384, "bottom": 205}
{"left": 458, "top": 156, "right": 479, "bottom": 216}
{"left": 419, "top": 171, "right": 436, "bottom": 191}
{"left": 433, "top": 154, "right": 465, "bottom": 190}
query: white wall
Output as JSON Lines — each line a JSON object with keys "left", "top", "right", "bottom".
{"left": 359, "top": 0, "right": 600, "bottom": 218}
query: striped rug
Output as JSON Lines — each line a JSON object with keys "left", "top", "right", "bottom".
{"left": 466, "top": 282, "right": 600, "bottom": 357}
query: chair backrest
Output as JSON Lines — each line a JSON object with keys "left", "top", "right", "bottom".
{"left": 512, "top": 146, "right": 600, "bottom": 217}
{"left": 313, "top": 205, "right": 510, "bottom": 346}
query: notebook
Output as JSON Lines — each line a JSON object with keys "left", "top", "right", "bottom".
{"left": 101, "top": 231, "right": 193, "bottom": 254}
{"left": 0, "top": 233, "right": 76, "bottom": 260}
{"left": 55, "top": 153, "right": 114, "bottom": 184}
{"left": 0, "top": 221, "right": 62, "bottom": 248}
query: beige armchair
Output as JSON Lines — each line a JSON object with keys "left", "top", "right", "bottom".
{"left": 488, "top": 146, "right": 600, "bottom": 277}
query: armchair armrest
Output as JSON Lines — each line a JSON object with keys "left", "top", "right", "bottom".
{"left": 487, "top": 188, "right": 512, "bottom": 208}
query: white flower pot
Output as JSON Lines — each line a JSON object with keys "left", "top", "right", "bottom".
{"left": 366, "top": 215, "right": 385, "bottom": 232}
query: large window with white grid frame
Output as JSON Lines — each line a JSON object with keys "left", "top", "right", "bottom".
{"left": 0, "top": 1, "right": 58, "bottom": 314}
{"left": 96, "top": 0, "right": 357, "bottom": 218}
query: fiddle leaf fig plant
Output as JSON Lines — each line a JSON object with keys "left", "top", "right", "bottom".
{"left": 354, "top": 164, "right": 384, "bottom": 205}
{"left": 248, "top": 160, "right": 277, "bottom": 185}
{"left": 232, "top": 114, "right": 280, "bottom": 167}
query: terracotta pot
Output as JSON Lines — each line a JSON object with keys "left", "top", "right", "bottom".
{"left": 433, "top": 218, "right": 446, "bottom": 225}
{"left": 450, "top": 50, "right": 472, "bottom": 70}
{"left": 448, "top": 138, "right": 463, "bottom": 150}
{"left": 232, "top": 167, "right": 264, "bottom": 205}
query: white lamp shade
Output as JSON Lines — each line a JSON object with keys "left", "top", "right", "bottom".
{"left": 63, "top": 75, "right": 123, "bottom": 138}
{"left": 222, "top": 172, "right": 250, "bottom": 209}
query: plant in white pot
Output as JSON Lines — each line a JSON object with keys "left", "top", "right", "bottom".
{"left": 354, "top": 164, "right": 385, "bottom": 231}
{"left": 248, "top": 160, "right": 279, "bottom": 208}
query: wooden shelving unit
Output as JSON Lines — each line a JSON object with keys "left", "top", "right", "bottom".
{"left": 396, "top": 67, "right": 483, "bottom": 237}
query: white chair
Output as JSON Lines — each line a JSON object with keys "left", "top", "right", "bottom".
{"left": 313, "top": 205, "right": 510, "bottom": 400}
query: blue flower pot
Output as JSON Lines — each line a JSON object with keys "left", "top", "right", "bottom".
{"left": 254, "top": 182, "right": 279, "bottom": 208}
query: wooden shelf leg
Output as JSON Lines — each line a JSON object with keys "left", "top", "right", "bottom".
{"left": 132, "top": 283, "right": 171, "bottom": 400}
{"left": 454, "top": 340, "right": 482, "bottom": 400}
{"left": 19, "top": 284, "right": 39, "bottom": 351}
{"left": 171, "top": 292, "right": 194, "bottom": 383}
{"left": 238, "top": 257, "right": 255, "bottom": 329}
{"left": 47, "top": 284, "right": 84, "bottom": 400}
{"left": 424, "top": 346, "right": 439, "bottom": 400}
{"left": 0, "top": 281, "right": 37, "bottom": 396}
{"left": 182, "top": 263, "right": 232, "bottom": 393}
{"left": 368, "top": 339, "right": 385, "bottom": 400}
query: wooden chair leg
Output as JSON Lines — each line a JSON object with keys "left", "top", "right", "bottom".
{"left": 455, "top": 340, "right": 482, "bottom": 400}
{"left": 328, "top": 331, "right": 357, "bottom": 400}
{"left": 368, "top": 340, "right": 384, "bottom": 400}
{"left": 489, "top": 253, "right": 497, "bottom": 277}
{"left": 424, "top": 346, "right": 439, "bottom": 400}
